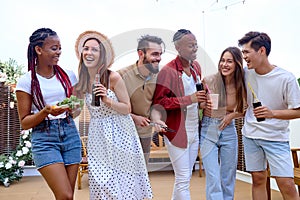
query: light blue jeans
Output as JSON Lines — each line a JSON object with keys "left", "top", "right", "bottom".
{"left": 200, "top": 116, "right": 238, "bottom": 200}
{"left": 164, "top": 130, "right": 199, "bottom": 200}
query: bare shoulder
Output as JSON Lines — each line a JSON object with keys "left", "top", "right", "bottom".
{"left": 109, "top": 71, "right": 123, "bottom": 89}
{"left": 109, "top": 70, "right": 122, "bottom": 81}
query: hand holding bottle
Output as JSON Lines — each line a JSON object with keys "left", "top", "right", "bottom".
{"left": 92, "top": 74, "right": 101, "bottom": 106}
{"left": 253, "top": 100, "right": 265, "bottom": 122}
{"left": 248, "top": 82, "right": 265, "bottom": 122}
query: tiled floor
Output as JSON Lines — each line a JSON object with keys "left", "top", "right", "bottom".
{"left": 0, "top": 170, "right": 283, "bottom": 200}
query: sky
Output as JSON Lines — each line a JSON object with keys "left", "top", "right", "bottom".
{"left": 0, "top": 0, "right": 299, "bottom": 78}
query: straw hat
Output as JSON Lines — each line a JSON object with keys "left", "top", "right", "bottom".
{"left": 75, "top": 30, "right": 115, "bottom": 68}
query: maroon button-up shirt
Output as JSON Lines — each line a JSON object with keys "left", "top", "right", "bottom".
{"left": 152, "top": 56, "right": 202, "bottom": 148}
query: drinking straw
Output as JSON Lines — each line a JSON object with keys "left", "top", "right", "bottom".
{"left": 247, "top": 82, "right": 257, "bottom": 100}
{"left": 205, "top": 84, "right": 211, "bottom": 94}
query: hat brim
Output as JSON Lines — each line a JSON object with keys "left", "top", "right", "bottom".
{"left": 75, "top": 30, "right": 115, "bottom": 68}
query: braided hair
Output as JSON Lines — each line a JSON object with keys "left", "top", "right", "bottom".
{"left": 27, "top": 28, "right": 72, "bottom": 112}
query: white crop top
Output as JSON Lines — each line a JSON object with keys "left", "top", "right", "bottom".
{"left": 16, "top": 69, "right": 77, "bottom": 120}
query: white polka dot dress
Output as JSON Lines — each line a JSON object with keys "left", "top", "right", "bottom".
{"left": 86, "top": 90, "right": 153, "bottom": 200}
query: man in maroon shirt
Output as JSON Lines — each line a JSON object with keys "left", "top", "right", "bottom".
{"left": 152, "top": 29, "right": 206, "bottom": 200}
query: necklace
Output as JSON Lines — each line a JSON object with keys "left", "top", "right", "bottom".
{"left": 36, "top": 66, "right": 55, "bottom": 79}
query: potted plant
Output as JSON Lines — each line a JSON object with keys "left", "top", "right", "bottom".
{"left": 0, "top": 58, "right": 25, "bottom": 102}
{"left": 0, "top": 58, "right": 25, "bottom": 86}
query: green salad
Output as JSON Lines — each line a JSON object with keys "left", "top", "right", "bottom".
{"left": 57, "top": 95, "right": 84, "bottom": 109}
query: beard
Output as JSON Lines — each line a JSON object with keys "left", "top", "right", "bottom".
{"left": 143, "top": 57, "right": 159, "bottom": 74}
{"left": 144, "top": 63, "right": 159, "bottom": 74}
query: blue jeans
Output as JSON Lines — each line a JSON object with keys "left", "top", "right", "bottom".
{"left": 200, "top": 116, "right": 238, "bottom": 200}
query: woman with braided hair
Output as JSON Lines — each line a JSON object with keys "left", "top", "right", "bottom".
{"left": 16, "top": 28, "right": 81, "bottom": 200}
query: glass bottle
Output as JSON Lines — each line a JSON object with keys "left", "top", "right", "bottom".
{"left": 92, "top": 74, "right": 100, "bottom": 106}
{"left": 253, "top": 98, "right": 265, "bottom": 122}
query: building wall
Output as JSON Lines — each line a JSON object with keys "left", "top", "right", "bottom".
{"left": 290, "top": 119, "right": 300, "bottom": 148}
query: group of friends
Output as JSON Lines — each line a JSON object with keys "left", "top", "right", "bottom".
{"left": 15, "top": 27, "right": 300, "bottom": 200}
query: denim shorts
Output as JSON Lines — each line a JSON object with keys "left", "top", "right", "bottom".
{"left": 31, "top": 116, "right": 81, "bottom": 169}
{"left": 243, "top": 136, "right": 293, "bottom": 177}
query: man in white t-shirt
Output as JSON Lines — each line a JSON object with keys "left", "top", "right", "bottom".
{"left": 239, "top": 31, "right": 300, "bottom": 200}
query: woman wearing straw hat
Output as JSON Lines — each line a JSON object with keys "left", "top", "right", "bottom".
{"left": 74, "top": 30, "right": 152, "bottom": 200}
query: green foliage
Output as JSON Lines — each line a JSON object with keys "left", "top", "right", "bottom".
{"left": 57, "top": 95, "right": 84, "bottom": 109}
{"left": 0, "top": 130, "right": 32, "bottom": 187}
{"left": 298, "top": 78, "right": 300, "bottom": 86}
{"left": 0, "top": 58, "right": 25, "bottom": 84}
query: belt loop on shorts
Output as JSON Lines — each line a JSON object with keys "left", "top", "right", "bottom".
{"left": 65, "top": 112, "right": 71, "bottom": 124}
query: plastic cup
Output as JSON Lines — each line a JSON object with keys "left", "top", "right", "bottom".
{"left": 209, "top": 94, "right": 219, "bottom": 110}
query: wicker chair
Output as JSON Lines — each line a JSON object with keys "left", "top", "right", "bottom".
{"left": 266, "top": 148, "right": 300, "bottom": 199}
{"left": 197, "top": 149, "right": 204, "bottom": 177}
{"left": 0, "top": 85, "right": 22, "bottom": 156}
{"left": 150, "top": 133, "right": 169, "bottom": 159}
{"left": 291, "top": 148, "right": 300, "bottom": 196}
{"left": 77, "top": 136, "right": 88, "bottom": 190}
{"left": 234, "top": 118, "right": 246, "bottom": 172}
